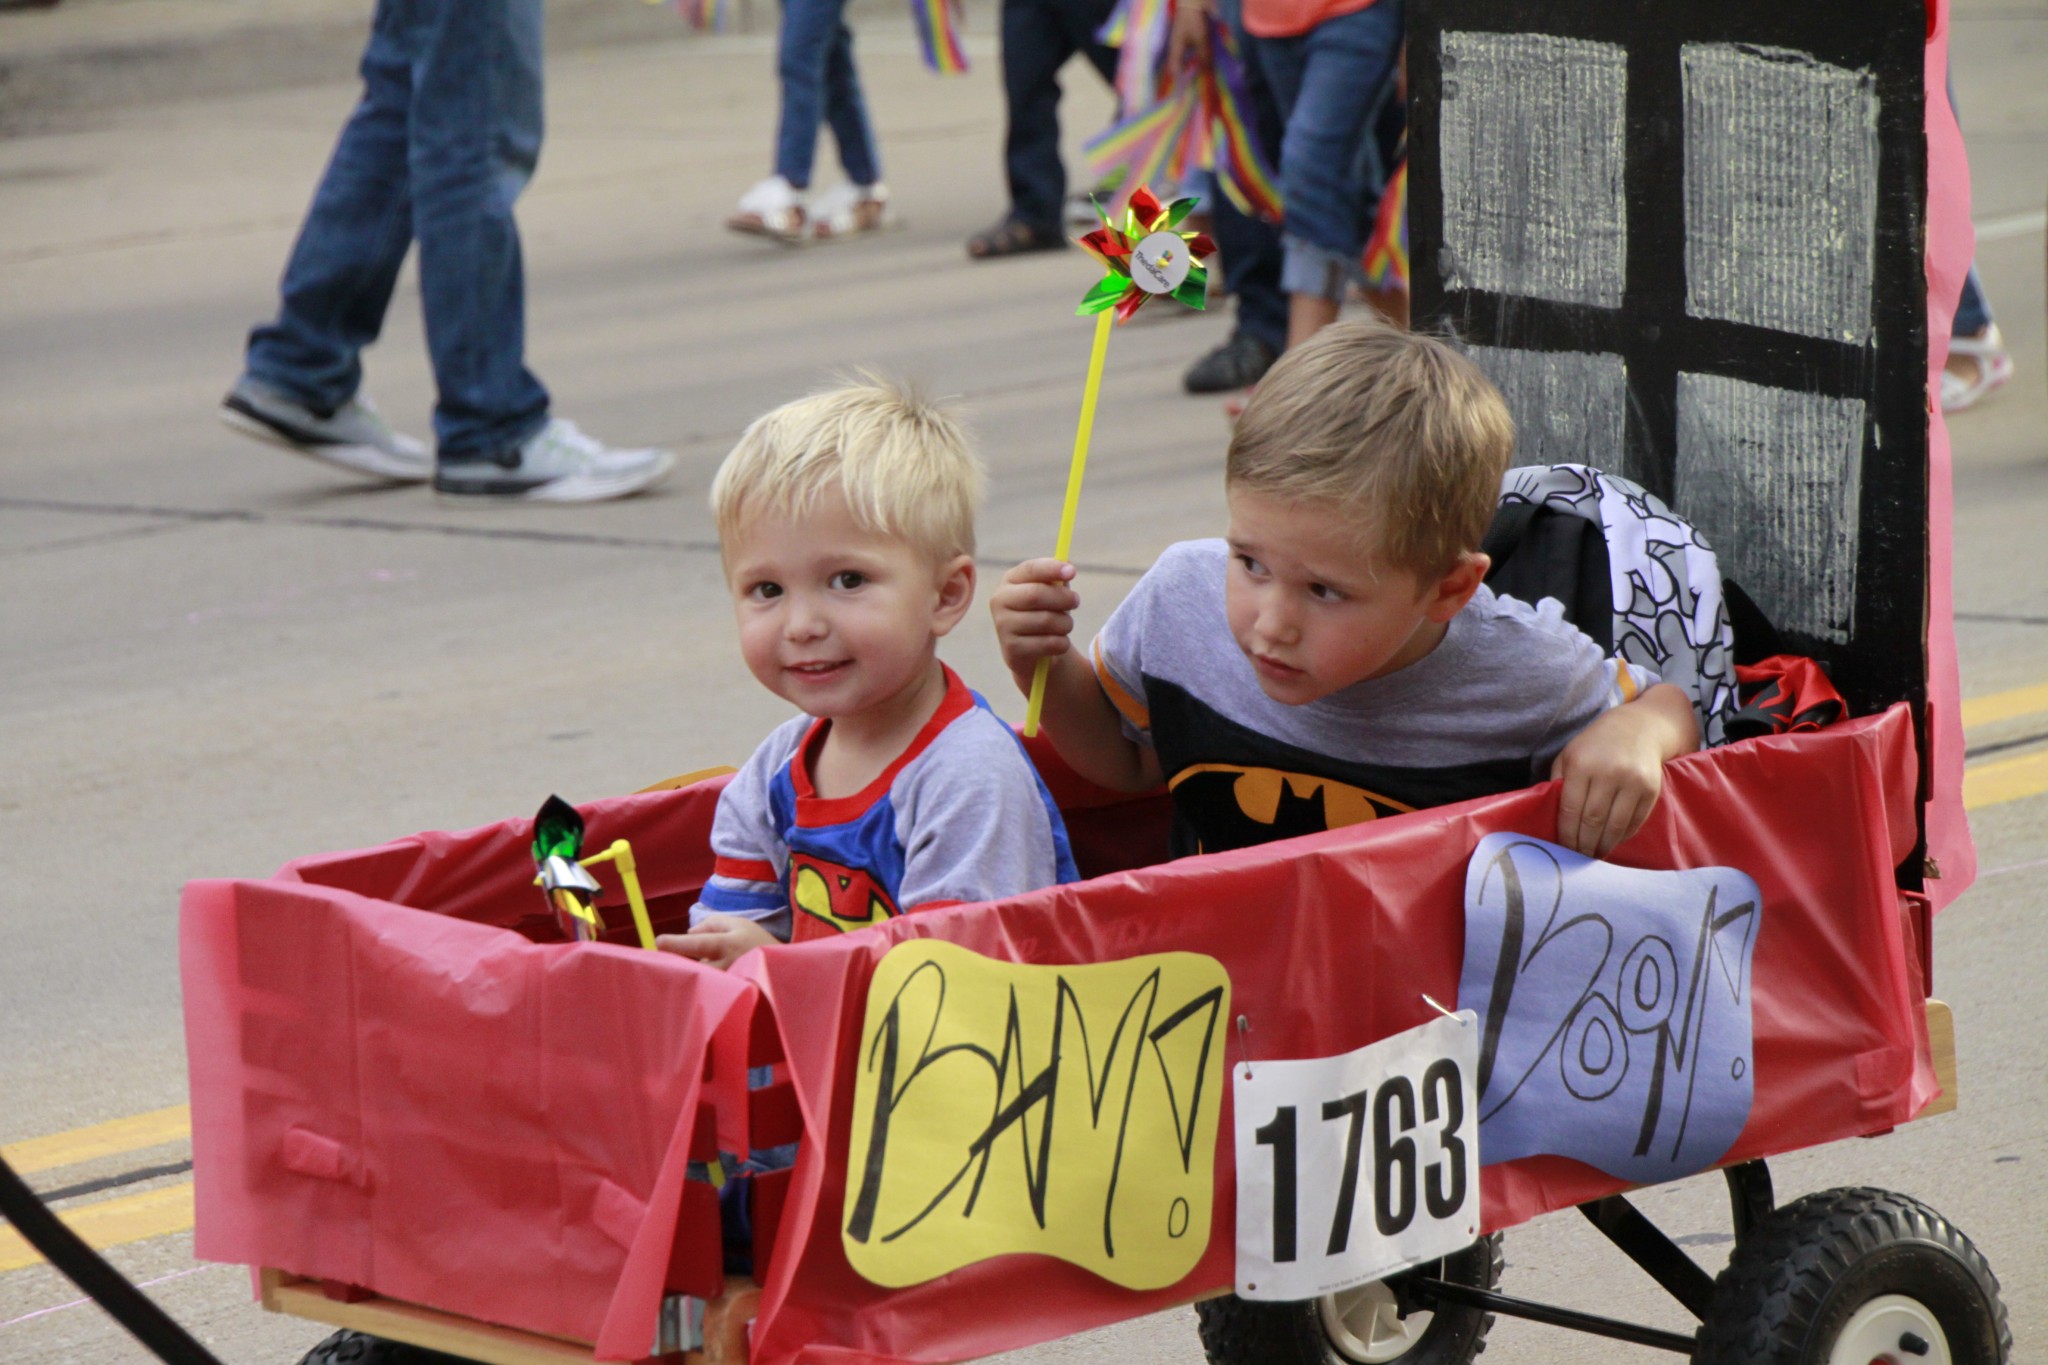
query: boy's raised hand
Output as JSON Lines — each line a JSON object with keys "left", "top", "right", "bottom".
{"left": 655, "top": 915, "right": 777, "bottom": 970}
{"left": 992, "top": 558, "right": 1082, "bottom": 684}
{"left": 1549, "top": 682, "right": 1700, "bottom": 858}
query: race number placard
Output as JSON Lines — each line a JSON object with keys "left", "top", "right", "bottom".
{"left": 1233, "top": 1013, "right": 1480, "bottom": 1301}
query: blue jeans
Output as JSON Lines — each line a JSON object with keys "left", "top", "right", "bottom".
{"left": 1955, "top": 267, "right": 1993, "bottom": 338}
{"left": 1253, "top": 0, "right": 1404, "bottom": 300}
{"left": 1000, "top": 0, "right": 1118, "bottom": 230}
{"left": 774, "top": 0, "right": 881, "bottom": 188}
{"left": 243, "top": 0, "right": 550, "bottom": 458}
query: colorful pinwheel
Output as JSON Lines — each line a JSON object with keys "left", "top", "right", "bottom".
{"left": 1023, "top": 186, "right": 1217, "bottom": 736}
{"left": 1074, "top": 186, "right": 1218, "bottom": 322}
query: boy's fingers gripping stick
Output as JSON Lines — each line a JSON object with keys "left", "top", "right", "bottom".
{"left": 1024, "top": 186, "right": 1218, "bottom": 737}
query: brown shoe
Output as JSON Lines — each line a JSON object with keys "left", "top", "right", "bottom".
{"left": 965, "top": 216, "right": 1067, "bottom": 259}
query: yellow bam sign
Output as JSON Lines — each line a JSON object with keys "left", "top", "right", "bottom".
{"left": 843, "top": 939, "right": 1231, "bottom": 1290}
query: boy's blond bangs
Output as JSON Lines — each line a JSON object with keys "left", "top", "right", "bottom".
{"left": 712, "top": 376, "right": 983, "bottom": 563}
{"left": 1227, "top": 319, "right": 1515, "bottom": 579}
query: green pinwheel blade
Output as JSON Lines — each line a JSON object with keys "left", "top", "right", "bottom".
{"left": 1077, "top": 273, "right": 1129, "bottom": 315}
{"left": 532, "top": 794, "right": 585, "bottom": 863}
{"left": 1164, "top": 196, "right": 1201, "bottom": 229}
{"left": 1172, "top": 267, "right": 1210, "bottom": 312}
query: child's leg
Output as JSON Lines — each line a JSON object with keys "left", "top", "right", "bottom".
{"left": 774, "top": 0, "right": 842, "bottom": 189}
{"left": 820, "top": 16, "right": 882, "bottom": 187}
{"left": 1256, "top": 0, "right": 1404, "bottom": 346}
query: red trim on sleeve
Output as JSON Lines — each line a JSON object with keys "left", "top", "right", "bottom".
{"left": 713, "top": 856, "right": 780, "bottom": 884}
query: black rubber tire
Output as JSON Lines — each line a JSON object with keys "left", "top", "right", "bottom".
{"left": 1196, "top": 1236, "right": 1503, "bottom": 1365}
{"left": 296, "top": 1329, "right": 479, "bottom": 1365}
{"left": 1693, "top": 1187, "right": 2009, "bottom": 1365}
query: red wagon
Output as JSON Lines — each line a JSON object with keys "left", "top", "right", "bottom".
{"left": 179, "top": 0, "right": 2003, "bottom": 1361}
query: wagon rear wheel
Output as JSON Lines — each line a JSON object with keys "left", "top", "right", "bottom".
{"left": 1196, "top": 1235, "right": 1502, "bottom": 1365}
{"left": 1692, "top": 1187, "right": 2008, "bottom": 1365}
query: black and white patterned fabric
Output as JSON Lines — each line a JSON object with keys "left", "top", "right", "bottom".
{"left": 1500, "top": 464, "right": 1738, "bottom": 746}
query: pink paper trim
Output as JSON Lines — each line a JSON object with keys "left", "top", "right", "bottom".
{"left": 1922, "top": 0, "right": 1979, "bottom": 908}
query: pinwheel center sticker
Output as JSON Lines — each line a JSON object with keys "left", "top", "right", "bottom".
{"left": 1132, "top": 232, "right": 1192, "bottom": 294}
{"left": 843, "top": 940, "right": 1230, "bottom": 1290}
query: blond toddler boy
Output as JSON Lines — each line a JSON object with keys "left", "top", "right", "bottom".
{"left": 660, "top": 380, "right": 1076, "bottom": 968}
{"left": 993, "top": 321, "right": 1700, "bottom": 859}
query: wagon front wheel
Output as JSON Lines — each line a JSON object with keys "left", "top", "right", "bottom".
{"left": 295, "top": 1329, "right": 478, "bottom": 1365}
{"left": 1693, "top": 1187, "right": 2009, "bottom": 1365}
{"left": 1196, "top": 1235, "right": 1502, "bottom": 1365}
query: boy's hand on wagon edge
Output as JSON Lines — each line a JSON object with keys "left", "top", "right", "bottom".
{"left": 656, "top": 915, "right": 777, "bottom": 970}
{"left": 1551, "top": 722, "right": 1662, "bottom": 859}
{"left": 992, "top": 559, "right": 1082, "bottom": 682}
{"left": 1549, "top": 682, "right": 1699, "bottom": 858}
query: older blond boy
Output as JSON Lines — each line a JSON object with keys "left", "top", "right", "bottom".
{"left": 660, "top": 379, "right": 1076, "bottom": 968}
{"left": 993, "top": 320, "right": 1699, "bottom": 859}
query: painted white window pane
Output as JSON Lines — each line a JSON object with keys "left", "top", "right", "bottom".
{"left": 1439, "top": 32, "right": 1629, "bottom": 308}
{"left": 1469, "top": 346, "right": 1631, "bottom": 475}
{"left": 1682, "top": 44, "right": 1879, "bottom": 343}
{"left": 1674, "top": 373, "right": 1864, "bottom": 644}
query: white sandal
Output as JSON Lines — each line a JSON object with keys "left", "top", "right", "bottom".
{"left": 810, "top": 182, "right": 896, "bottom": 241}
{"left": 726, "top": 176, "right": 808, "bottom": 244}
{"left": 1941, "top": 323, "right": 2014, "bottom": 413}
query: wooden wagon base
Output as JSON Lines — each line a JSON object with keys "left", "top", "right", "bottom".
{"left": 256, "top": 1003, "right": 1956, "bottom": 1365}
{"left": 258, "top": 1269, "right": 760, "bottom": 1365}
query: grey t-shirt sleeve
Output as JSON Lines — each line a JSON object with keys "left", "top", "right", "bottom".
{"left": 892, "top": 710, "right": 1069, "bottom": 910}
{"left": 1089, "top": 540, "right": 1224, "bottom": 748}
{"left": 1519, "top": 597, "right": 1663, "bottom": 775}
{"left": 690, "top": 715, "right": 805, "bottom": 939}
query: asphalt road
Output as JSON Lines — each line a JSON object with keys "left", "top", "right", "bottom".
{"left": 2, "top": 0, "right": 2044, "bottom": 1361}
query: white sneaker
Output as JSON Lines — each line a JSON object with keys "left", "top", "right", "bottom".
{"left": 220, "top": 377, "right": 431, "bottom": 482}
{"left": 810, "top": 181, "right": 896, "bottom": 240}
{"left": 434, "top": 418, "right": 675, "bottom": 504}
{"left": 725, "top": 175, "right": 808, "bottom": 243}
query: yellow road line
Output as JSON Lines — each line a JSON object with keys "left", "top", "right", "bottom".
{"left": 1961, "top": 681, "right": 2048, "bottom": 732}
{"left": 1958, "top": 683, "right": 2048, "bottom": 808}
{"left": 1, "top": 1105, "right": 189, "bottom": 1176}
{"left": 1964, "top": 748, "right": 2048, "bottom": 812}
{"left": 0, "top": 1181, "right": 194, "bottom": 1274}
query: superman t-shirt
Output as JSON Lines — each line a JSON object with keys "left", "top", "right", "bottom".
{"left": 692, "top": 666, "right": 1079, "bottom": 942}
{"left": 1091, "top": 540, "right": 1658, "bottom": 856}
